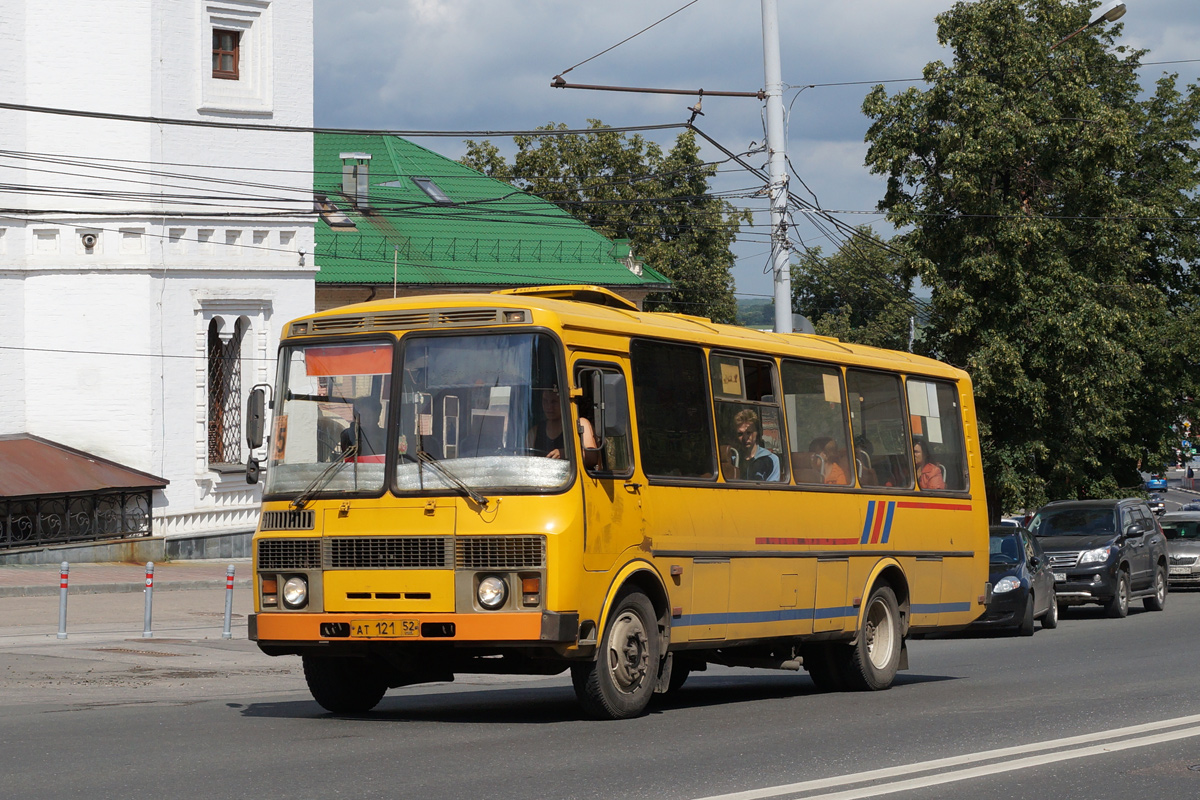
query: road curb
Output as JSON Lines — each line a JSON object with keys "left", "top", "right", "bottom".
{"left": 0, "top": 579, "right": 253, "bottom": 599}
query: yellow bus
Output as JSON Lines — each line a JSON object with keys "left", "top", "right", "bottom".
{"left": 246, "top": 285, "right": 990, "bottom": 719}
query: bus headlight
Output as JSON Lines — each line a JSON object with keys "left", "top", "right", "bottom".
{"left": 477, "top": 575, "right": 508, "bottom": 610}
{"left": 282, "top": 575, "right": 308, "bottom": 609}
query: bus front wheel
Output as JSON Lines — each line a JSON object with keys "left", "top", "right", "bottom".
{"left": 303, "top": 655, "right": 388, "bottom": 714}
{"left": 571, "top": 590, "right": 660, "bottom": 720}
{"left": 840, "top": 584, "right": 902, "bottom": 691}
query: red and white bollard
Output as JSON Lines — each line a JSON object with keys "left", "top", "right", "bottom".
{"left": 56, "top": 561, "right": 69, "bottom": 640}
{"left": 142, "top": 561, "right": 154, "bottom": 638}
{"left": 222, "top": 564, "right": 235, "bottom": 639}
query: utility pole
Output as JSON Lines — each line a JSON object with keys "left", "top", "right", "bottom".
{"left": 761, "top": 0, "right": 791, "bottom": 334}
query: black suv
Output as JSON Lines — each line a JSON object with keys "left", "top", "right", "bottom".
{"left": 1028, "top": 499, "right": 1168, "bottom": 618}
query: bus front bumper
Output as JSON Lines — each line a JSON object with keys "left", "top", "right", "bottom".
{"left": 250, "top": 611, "right": 579, "bottom": 645}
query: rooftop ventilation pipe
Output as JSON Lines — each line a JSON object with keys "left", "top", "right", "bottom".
{"left": 340, "top": 152, "right": 372, "bottom": 209}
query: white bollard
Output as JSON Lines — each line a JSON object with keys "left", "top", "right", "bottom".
{"left": 222, "top": 564, "right": 235, "bottom": 639}
{"left": 142, "top": 561, "right": 154, "bottom": 638}
{"left": 56, "top": 561, "right": 69, "bottom": 640}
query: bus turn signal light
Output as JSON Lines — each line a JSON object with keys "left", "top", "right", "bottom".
{"left": 522, "top": 576, "right": 541, "bottom": 607}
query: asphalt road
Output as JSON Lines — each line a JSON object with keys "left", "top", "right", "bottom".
{"left": 2, "top": 584, "right": 1200, "bottom": 799}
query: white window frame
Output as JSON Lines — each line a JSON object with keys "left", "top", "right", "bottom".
{"left": 199, "top": 0, "right": 273, "bottom": 114}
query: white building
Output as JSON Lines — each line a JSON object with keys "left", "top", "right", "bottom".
{"left": 0, "top": 0, "right": 315, "bottom": 560}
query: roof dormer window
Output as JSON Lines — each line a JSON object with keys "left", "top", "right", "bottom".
{"left": 413, "top": 177, "right": 452, "bottom": 205}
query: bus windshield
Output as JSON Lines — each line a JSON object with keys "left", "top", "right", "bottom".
{"left": 395, "top": 332, "right": 570, "bottom": 493}
{"left": 263, "top": 332, "right": 571, "bottom": 499}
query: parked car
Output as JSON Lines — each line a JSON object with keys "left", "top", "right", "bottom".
{"left": 1147, "top": 494, "right": 1166, "bottom": 515}
{"left": 1157, "top": 511, "right": 1200, "bottom": 587}
{"left": 1145, "top": 474, "right": 1168, "bottom": 491}
{"left": 1181, "top": 501, "right": 1200, "bottom": 512}
{"left": 1028, "top": 498, "right": 1169, "bottom": 617}
{"left": 972, "top": 526, "right": 1058, "bottom": 635}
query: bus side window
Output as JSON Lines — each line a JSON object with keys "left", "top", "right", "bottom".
{"left": 846, "top": 370, "right": 913, "bottom": 489}
{"left": 577, "top": 366, "right": 633, "bottom": 476}
{"left": 904, "top": 378, "right": 969, "bottom": 492}
{"left": 780, "top": 361, "right": 853, "bottom": 487}
{"left": 630, "top": 340, "right": 716, "bottom": 479}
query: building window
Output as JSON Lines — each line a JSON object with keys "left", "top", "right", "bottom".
{"left": 212, "top": 29, "right": 240, "bottom": 80}
{"left": 208, "top": 317, "right": 246, "bottom": 466}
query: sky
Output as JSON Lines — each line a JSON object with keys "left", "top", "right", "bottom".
{"left": 313, "top": 0, "right": 1198, "bottom": 302}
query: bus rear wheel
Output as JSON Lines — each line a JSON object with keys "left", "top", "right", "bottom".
{"left": 303, "top": 655, "right": 388, "bottom": 714}
{"left": 839, "top": 584, "right": 902, "bottom": 691}
{"left": 571, "top": 590, "right": 660, "bottom": 720}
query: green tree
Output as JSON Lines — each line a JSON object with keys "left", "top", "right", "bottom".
{"left": 791, "top": 227, "right": 918, "bottom": 350}
{"left": 461, "top": 122, "right": 749, "bottom": 323}
{"left": 862, "top": 0, "right": 1200, "bottom": 515}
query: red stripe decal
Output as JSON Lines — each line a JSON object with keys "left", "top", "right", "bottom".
{"left": 756, "top": 537, "right": 861, "bottom": 546}
{"left": 895, "top": 502, "right": 974, "bottom": 511}
{"left": 870, "top": 508, "right": 887, "bottom": 544}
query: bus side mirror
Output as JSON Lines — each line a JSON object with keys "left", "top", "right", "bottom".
{"left": 246, "top": 388, "right": 266, "bottom": 449}
{"left": 582, "top": 369, "right": 605, "bottom": 451}
{"left": 246, "top": 457, "right": 261, "bottom": 485}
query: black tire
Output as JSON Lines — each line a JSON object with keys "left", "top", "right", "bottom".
{"left": 302, "top": 655, "right": 388, "bottom": 714}
{"left": 1144, "top": 564, "right": 1167, "bottom": 612}
{"left": 804, "top": 644, "right": 847, "bottom": 692}
{"left": 1105, "top": 570, "right": 1130, "bottom": 618}
{"left": 571, "top": 590, "right": 660, "bottom": 719}
{"left": 1041, "top": 594, "right": 1059, "bottom": 629}
{"left": 839, "top": 585, "right": 902, "bottom": 691}
{"left": 1017, "top": 595, "right": 1036, "bottom": 637}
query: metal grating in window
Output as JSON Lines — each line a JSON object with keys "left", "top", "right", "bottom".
{"left": 326, "top": 537, "right": 453, "bottom": 569}
{"left": 260, "top": 509, "right": 315, "bottom": 531}
{"left": 257, "top": 538, "right": 322, "bottom": 570}
{"left": 207, "top": 319, "right": 243, "bottom": 464}
{"left": 456, "top": 536, "right": 545, "bottom": 569}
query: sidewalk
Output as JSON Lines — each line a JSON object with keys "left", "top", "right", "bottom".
{"left": 0, "top": 558, "right": 252, "bottom": 598}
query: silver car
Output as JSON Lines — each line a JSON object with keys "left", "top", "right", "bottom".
{"left": 1158, "top": 511, "right": 1200, "bottom": 586}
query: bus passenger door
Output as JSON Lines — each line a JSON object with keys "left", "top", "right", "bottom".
{"left": 576, "top": 363, "right": 643, "bottom": 572}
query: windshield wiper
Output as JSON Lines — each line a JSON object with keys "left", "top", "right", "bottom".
{"left": 291, "top": 446, "right": 357, "bottom": 510}
{"left": 416, "top": 449, "right": 490, "bottom": 510}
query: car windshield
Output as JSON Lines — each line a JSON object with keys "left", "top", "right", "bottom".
{"left": 989, "top": 533, "right": 1023, "bottom": 563}
{"left": 1160, "top": 521, "right": 1200, "bottom": 540}
{"left": 1029, "top": 508, "right": 1115, "bottom": 537}
{"left": 263, "top": 332, "right": 571, "bottom": 498}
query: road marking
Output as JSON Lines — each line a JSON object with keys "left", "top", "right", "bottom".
{"left": 694, "top": 713, "right": 1200, "bottom": 800}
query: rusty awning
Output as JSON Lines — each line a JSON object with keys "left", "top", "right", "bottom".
{"left": 0, "top": 434, "right": 169, "bottom": 498}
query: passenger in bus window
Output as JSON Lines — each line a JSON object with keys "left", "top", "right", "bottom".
{"left": 914, "top": 437, "right": 945, "bottom": 491}
{"left": 341, "top": 395, "right": 385, "bottom": 460}
{"left": 528, "top": 386, "right": 565, "bottom": 458}
{"left": 809, "top": 436, "right": 850, "bottom": 486}
{"left": 728, "top": 409, "right": 780, "bottom": 481}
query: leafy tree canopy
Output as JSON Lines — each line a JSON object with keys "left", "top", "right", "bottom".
{"left": 863, "top": 0, "right": 1200, "bottom": 514}
{"left": 791, "top": 227, "right": 918, "bottom": 351}
{"left": 461, "top": 122, "right": 749, "bottom": 323}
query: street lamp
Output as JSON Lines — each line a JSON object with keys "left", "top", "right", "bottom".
{"left": 1050, "top": 1, "right": 1126, "bottom": 50}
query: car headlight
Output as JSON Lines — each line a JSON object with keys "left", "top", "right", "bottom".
{"left": 993, "top": 576, "right": 1021, "bottom": 594}
{"left": 1079, "top": 546, "right": 1113, "bottom": 565}
{"left": 477, "top": 575, "right": 508, "bottom": 610}
{"left": 282, "top": 575, "right": 308, "bottom": 609}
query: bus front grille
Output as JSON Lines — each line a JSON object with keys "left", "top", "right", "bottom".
{"left": 456, "top": 536, "right": 546, "bottom": 569}
{"left": 258, "top": 538, "right": 322, "bottom": 570}
{"left": 326, "top": 537, "right": 453, "bottom": 569}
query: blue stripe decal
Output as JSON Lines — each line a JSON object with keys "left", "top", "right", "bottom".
{"left": 674, "top": 607, "right": 852, "bottom": 628}
{"left": 911, "top": 602, "right": 973, "bottom": 614}
{"left": 860, "top": 501, "right": 876, "bottom": 544}
{"left": 881, "top": 501, "right": 897, "bottom": 544}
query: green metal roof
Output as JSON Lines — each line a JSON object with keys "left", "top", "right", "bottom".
{"left": 313, "top": 133, "right": 671, "bottom": 289}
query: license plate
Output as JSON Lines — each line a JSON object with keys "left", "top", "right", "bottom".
{"left": 1169, "top": 566, "right": 1191, "bottom": 576}
{"left": 1052, "top": 572, "right": 1067, "bottom": 582}
{"left": 350, "top": 619, "right": 420, "bottom": 638}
